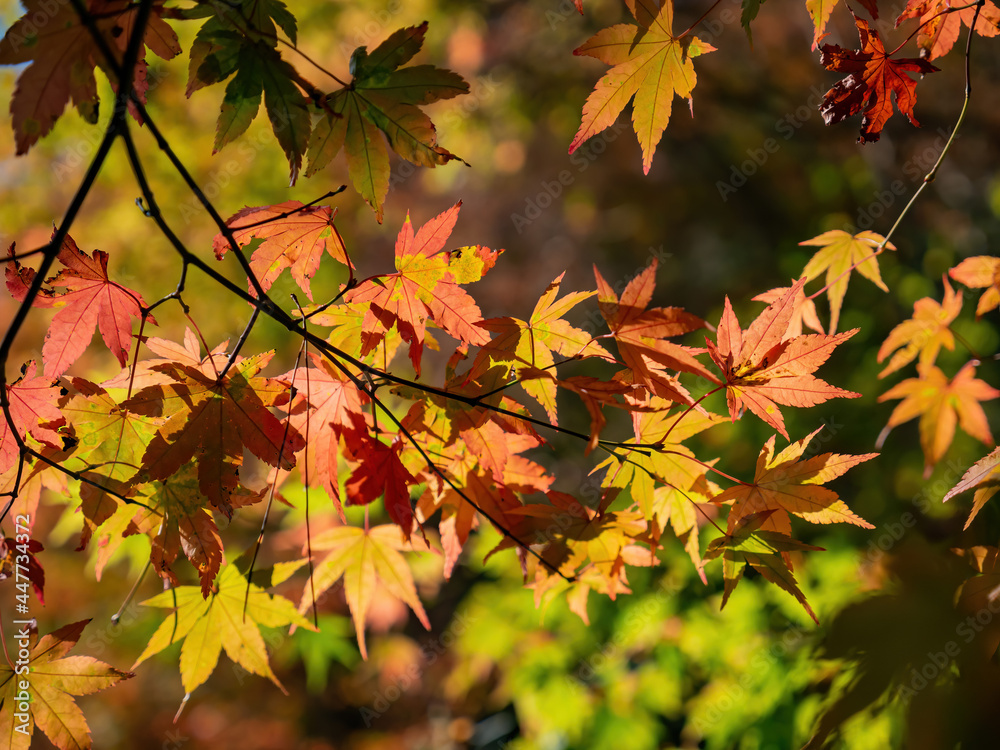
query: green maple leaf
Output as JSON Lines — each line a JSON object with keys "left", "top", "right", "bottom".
{"left": 0, "top": 620, "right": 132, "bottom": 750}
{"left": 705, "top": 510, "right": 824, "bottom": 623}
{"left": 185, "top": 0, "right": 310, "bottom": 183}
{"left": 306, "top": 22, "right": 469, "bottom": 220}
{"left": 134, "top": 563, "right": 314, "bottom": 694}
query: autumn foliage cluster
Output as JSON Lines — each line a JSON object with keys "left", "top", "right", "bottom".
{"left": 1, "top": 0, "right": 1000, "bottom": 748}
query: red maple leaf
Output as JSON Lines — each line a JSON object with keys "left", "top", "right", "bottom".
{"left": 6, "top": 234, "right": 155, "bottom": 376}
{"left": 345, "top": 437, "right": 417, "bottom": 537}
{"left": 593, "top": 260, "right": 715, "bottom": 403}
{"left": 277, "top": 353, "right": 370, "bottom": 511}
{"left": 0, "top": 361, "right": 66, "bottom": 475}
{"left": 819, "top": 14, "right": 939, "bottom": 143}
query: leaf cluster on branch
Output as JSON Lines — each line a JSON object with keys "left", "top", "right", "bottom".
{"left": 0, "top": 0, "right": 999, "bottom": 747}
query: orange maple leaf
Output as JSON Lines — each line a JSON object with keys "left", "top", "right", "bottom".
{"left": 213, "top": 201, "right": 352, "bottom": 300}
{"left": 712, "top": 429, "right": 876, "bottom": 539}
{"left": 877, "top": 276, "right": 962, "bottom": 378}
{"left": 798, "top": 230, "right": 895, "bottom": 333}
{"left": 820, "top": 14, "right": 939, "bottom": 143}
{"left": 570, "top": 0, "right": 715, "bottom": 174}
{"left": 344, "top": 203, "right": 495, "bottom": 375}
{"left": 476, "top": 273, "right": 612, "bottom": 421}
{"left": 277, "top": 353, "right": 370, "bottom": 512}
{"left": 878, "top": 362, "right": 999, "bottom": 478}
{"left": 705, "top": 279, "right": 860, "bottom": 438}
{"left": 949, "top": 256, "right": 1000, "bottom": 318}
{"left": 896, "top": 0, "right": 1000, "bottom": 60}
{"left": 752, "top": 284, "right": 825, "bottom": 340}
{"left": 0, "top": 0, "right": 180, "bottom": 154}
{"left": 593, "top": 259, "right": 715, "bottom": 404}
{"left": 122, "top": 351, "right": 303, "bottom": 518}
{"left": 944, "top": 446, "right": 1000, "bottom": 529}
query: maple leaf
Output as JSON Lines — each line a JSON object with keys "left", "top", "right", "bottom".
{"left": 704, "top": 510, "right": 825, "bottom": 623}
{"left": 345, "top": 437, "right": 418, "bottom": 537}
{"left": 305, "top": 299, "right": 407, "bottom": 366}
{"left": 799, "top": 230, "right": 895, "bottom": 333}
{"left": 650, "top": 484, "right": 707, "bottom": 575}
{"left": 6, "top": 235, "right": 155, "bottom": 377}
{"left": 127, "top": 463, "right": 258, "bottom": 597}
{"left": 705, "top": 279, "right": 861, "bottom": 438}
{"left": 879, "top": 363, "right": 999, "bottom": 479}
{"left": 516, "top": 491, "right": 652, "bottom": 601}
{"left": 0, "top": 0, "right": 180, "bottom": 153}
{"left": 819, "top": 14, "right": 939, "bottom": 144}
{"left": 896, "top": 0, "right": 1000, "bottom": 60}
{"left": 306, "top": 22, "right": 469, "bottom": 219}
{"left": 953, "top": 546, "right": 1000, "bottom": 660}
{"left": 100, "top": 327, "right": 231, "bottom": 392}
{"left": 343, "top": 203, "right": 495, "bottom": 375}
{"left": 122, "top": 351, "right": 304, "bottom": 518}
{"left": 571, "top": 0, "right": 715, "bottom": 174}
{"left": 0, "top": 360, "right": 65, "bottom": 476}
{"left": 752, "top": 285, "right": 825, "bottom": 339}
{"left": 186, "top": 0, "right": 309, "bottom": 183}
{"left": 876, "top": 276, "right": 961, "bottom": 378}
{"left": 593, "top": 259, "right": 716, "bottom": 404}
{"left": 949, "top": 255, "right": 1000, "bottom": 318}
{"left": 58, "top": 378, "right": 163, "bottom": 550}
{"left": 294, "top": 524, "right": 431, "bottom": 659}
{"left": 712, "top": 428, "right": 876, "bottom": 539}
{"left": 596, "top": 396, "right": 725, "bottom": 522}
{"left": 0, "top": 619, "right": 133, "bottom": 750}
{"left": 213, "top": 201, "right": 352, "bottom": 300}
{"left": 476, "top": 273, "right": 612, "bottom": 422}
{"left": 805, "top": 0, "right": 838, "bottom": 48}
{"left": 555, "top": 374, "right": 644, "bottom": 454}
{"left": 0, "top": 447, "right": 68, "bottom": 529}
{"left": 276, "top": 353, "right": 369, "bottom": 511}
{"left": 135, "top": 563, "right": 314, "bottom": 694}
{"left": 946, "top": 450, "right": 1000, "bottom": 529}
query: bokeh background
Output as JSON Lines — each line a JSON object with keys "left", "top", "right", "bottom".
{"left": 3, "top": 0, "right": 1000, "bottom": 748}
